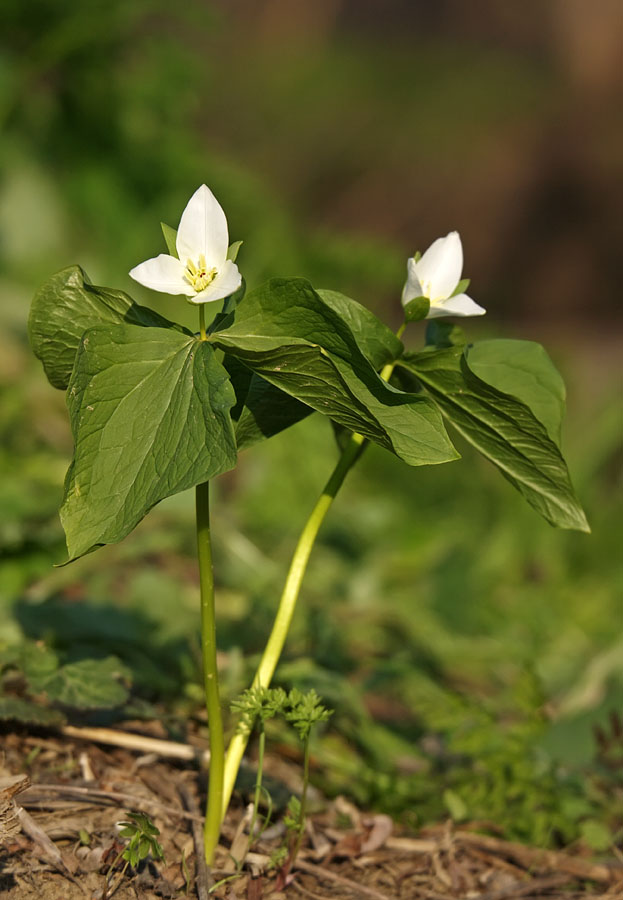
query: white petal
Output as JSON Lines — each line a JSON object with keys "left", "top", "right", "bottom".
{"left": 176, "top": 184, "right": 228, "bottom": 267}
{"left": 401, "top": 257, "right": 424, "bottom": 306}
{"left": 187, "top": 260, "right": 242, "bottom": 305}
{"left": 427, "top": 293, "right": 486, "bottom": 318}
{"left": 129, "top": 254, "right": 192, "bottom": 296}
{"left": 416, "top": 231, "right": 463, "bottom": 301}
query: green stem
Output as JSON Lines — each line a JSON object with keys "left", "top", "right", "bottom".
{"left": 248, "top": 721, "right": 266, "bottom": 846}
{"left": 104, "top": 859, "right": 129, "bottom": 900}
{"left": 221, "top": 326, "right": 407, "bottom": 818}
{"left": 199, "top": 305, "right": 207, "bottom": 340}
{"left": 196, "top": 480, "right": 225, "bottom": 864}
{"left": 291, "top": 735, "right": 310, "bottom": 864}
{"left": 221, "top": 433, "right": 365, "bottom": 814}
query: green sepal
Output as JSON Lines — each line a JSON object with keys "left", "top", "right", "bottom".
{"left": 227, "top": 240, "right": 243, "bottom": 262}
{"left": 61, "top": 325, "right": 237, "bottom": 560}
{"left": 29, "top": 265, "right": 189, "bottom": 390}
{"left": 450, "top": 278, "right": 470, "bottom": 298}
{"left": 161, "top": 222, "right": 178, "bottom": 257}
{"left": 398, "top": 347, "right": 589, "bottom": 532}
{"left": 403, "top": 296, "right": 430, "bottom": 323}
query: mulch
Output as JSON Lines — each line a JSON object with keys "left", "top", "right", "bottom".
{"left": 1, "top": 726, "right": 621, "bottom": 900}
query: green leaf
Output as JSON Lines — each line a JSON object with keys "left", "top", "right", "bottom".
{"left": 579, "top": 819, "right": 612, "bottom": 851}
{"left": 213, "top": 278, "right": 458, "bottom": 467}
{"left": 0, "top": 697, "right": 65, "bottom": 726}
{"left": 29, "top": 266, "right": 189, "bottom": 390}
{"left": 61, "top": 325, "right": 237, "bottom": 559}
{"left": 398, "top": 347, "right": 589, "bottom": 531}
{"left": 443, "top": 788, "right": 467, "bottom": 821}
{"left": 41, "top": 657, "right": 131, "bottom": 708}
{"left": 226, "top": 288, "right": 403, "bottom": 451}
{"left": 225, "top": 357, "right": 312, "bottom": 451}
{"left": 20, "top": 642, "right": 59, "bottom": 691}
{"left": 161, "top": 222, "right": 178, "bottom": 257}
{"left": 425, "top": 320, "right": 466, "bottom": 349}
{"left": 465, "top": 339, "right": 566, "bottom": 446}
{"left": 403, "top": 296, "right": 430, "bottom": 323}
{"left": 316, "top": 289, "right": 403, "bottom": 370}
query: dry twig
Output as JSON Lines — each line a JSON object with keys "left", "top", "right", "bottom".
{"left": 178, "top": 779, "right": 212, "bottom": 900}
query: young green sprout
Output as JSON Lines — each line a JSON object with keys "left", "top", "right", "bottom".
{"left": 229, "top": 686, "right": 288, "bottom": 861}
{"left": 103, "top": 812, "right": 164, "bottom": 900}
{"left": 280, "top": 689, "right": 332, "bottom": 880}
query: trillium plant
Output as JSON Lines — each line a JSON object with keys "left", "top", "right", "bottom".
{"left": 29, "top": 184, "right": 589, "bottom": 866}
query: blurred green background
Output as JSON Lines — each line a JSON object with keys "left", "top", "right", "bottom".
{"left": 1, "top": 0, "right": 622, "bottom": 848}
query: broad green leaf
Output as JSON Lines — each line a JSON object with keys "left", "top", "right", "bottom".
{"left": 425, "top": 320, "right": 466, "bottom": 348}
{"left": 161, "top": 221, "right": 178, "bottom": 256}
{"left": 61, "top": 325, "right": 237, "bottom": 560}
{"left": 213, "top": 278, "right": 458, "bottom": 467}
{"left": 226, "top": 289, "right": 403, "bottom": 451}
{"left": 465, "top": 339, "right": 566, "bottom": 446}
{"left": 224, "top": 356, "right": 312, "bottom": 451}
{"left": 29, "top": 265, "right": 189, "bottom": 390}
{"left": 316, "top": 289, "right": 403, "bottom": 370}
{"left": 41, "top": 657, "right": 131, "bottom": 709}
{"left": 399, "top": 347, "right": 589, "bottom": 531}
{"left": 20, "top": 642, "right": 59, "bottom": 691}
{"left": 0, "top": 697, "right": 65, "bottom": 726}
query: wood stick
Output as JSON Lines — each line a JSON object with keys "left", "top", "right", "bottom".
{"left": 293, "top": 857, "right": 393, "bottom": 900}
{"left": 60, "top": 724, "right": 210, "bottom": 765}
{"left": 22, "top": 783, "right": 202, "bottom": 823}
{"left": 451, "top": 830, "right": 623, "bottom": 885}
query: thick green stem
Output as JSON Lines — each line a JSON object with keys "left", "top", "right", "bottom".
{"left": 221, "top": 328, "right": 407, "bottom": 818}
{"left": 196, "top": 480, "right": 225, "bottom": 864}
{"left": 221, "top": 433, "right": 365, "bottom": 814}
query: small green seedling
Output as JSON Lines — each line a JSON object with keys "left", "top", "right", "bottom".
{"left": 279, "top": 690, "right": 332, "bottom": 884}
{"left": 229, "top": 687, "right": 288, "bottom": 861}
{"left": 103, "top": 811, "right": 164, "bottom": 900}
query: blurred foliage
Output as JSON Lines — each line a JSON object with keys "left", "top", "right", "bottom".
{"left": 1, "top": 0, "right": 622, "bottom": 852}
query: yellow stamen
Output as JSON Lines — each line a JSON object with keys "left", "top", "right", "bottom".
{"left": 184, "top": 254, "right": 217, "bottom": 292}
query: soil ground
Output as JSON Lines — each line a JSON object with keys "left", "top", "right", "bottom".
{"left": 1, "top": 726, "right": 621, "bottom": 900}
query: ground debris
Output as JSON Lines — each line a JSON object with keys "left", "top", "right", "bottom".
{"left": 1, "top": 728, "right": 621, "bottom": 900}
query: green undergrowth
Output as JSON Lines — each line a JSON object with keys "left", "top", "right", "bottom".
{"left": 1, "top": 311, "right": 621, "bottom": 850}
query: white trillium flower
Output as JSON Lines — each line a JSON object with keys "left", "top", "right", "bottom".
{"left": 129, "top": 184, "right": 242, "bottom": 304}
{"left": 401, "top": 231, "right": 485, "bottom": 318}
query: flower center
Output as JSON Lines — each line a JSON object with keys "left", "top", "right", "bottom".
{"left": 184, "top": 255, "right": 217, "bottom": 292}
{"left": 419, "top": 278, "right": 443, "bottom": 304}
